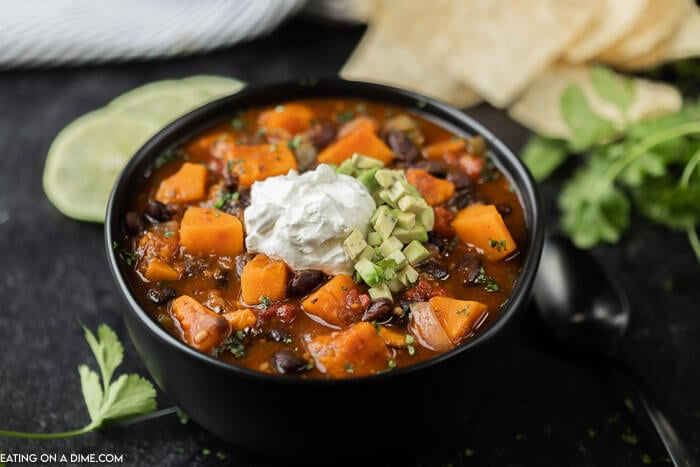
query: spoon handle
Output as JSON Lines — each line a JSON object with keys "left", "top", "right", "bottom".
{"left": 610, "top": 359, "right": 696, "bottom": 467}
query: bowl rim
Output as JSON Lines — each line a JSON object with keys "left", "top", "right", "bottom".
{"left": 105, "top": 77, "right": 544, "bottom": 385}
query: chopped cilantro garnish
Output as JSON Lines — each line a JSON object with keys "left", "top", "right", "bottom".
{"left": 257, "top": 296, "right": 272, "bottom": 309}
{"left": 120, "top": 250, "right": 139, "bottom": 266}
{"left": 231, "top": 118, "right": 246, "bottom": 130}
{"left": 474, "top": 266, "right": 501, "bottom": 292}
{"left": 336, "top": 110, "right": 354, "bottom": 123}
{"left": 344, "top": 362, "right": 354, "bottom": 374}
{"left": 287, "top": 134, "right": 303, "bottom": 150}
{"left": 488, "top": 238, "right": 508, "bottom": 252}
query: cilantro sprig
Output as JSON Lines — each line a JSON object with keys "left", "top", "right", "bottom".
{"left": 522, "top": 65, "right": 700, "bottom": 260}
{"left": 0, "top": 324, "right": 156, "bottom": 439}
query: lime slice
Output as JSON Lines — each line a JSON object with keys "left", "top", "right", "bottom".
{"left": 180, "top": 75, "right": 246, "bottom": 99}
{"left": 108, "top": 80, "right": 203, "bottom": 124}
{"left": 43, "top": 110, "right": 159, "bottom": 222}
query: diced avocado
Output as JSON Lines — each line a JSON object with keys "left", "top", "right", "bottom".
{"left": 403, "top": 240, "right": 430, "bottom": 265}
{"left": 396, "top": 211, "right": 416, "bottom": 229}
{"left": 379, "top": 236, "right": 403, "bottom": 257}
{"left": 357, "top": 167, "right": 381, "bottom": 192}
{"left": 343, "top": 229, "right": 367, "bottom": 259}
{"left": 368, "top": 283, "right": 393, "bottom": 301}
{"left": 353, "top": 153, "right": 385, "bottom": 169}
{"left": 397, "top": 265, "right": 419, "bottom": 287}
{"left": 419, "top": 208, "right": 435, "bottom": 231}
{"left": 336, "top": 158, "right": 355, "bottom": 175}
{"left": 398, "top": 195, "right": 429, "bottom": 213}
{"left": 374, "top": 209, "right": 398, "bottom": 240}
{"left": 393, "top": 225, "right": 428, "bottom": 243}
{"left": 377, "top": 189, "right": 398, "bottom": 208}
{"left": 388, "top": 277, "right": 405, "bottom": 293}
{"left": 367, "top": 231, "right": 382, "bottom": 246}
{"left": 385, "top": 249, "right": 408, "bottom": 270}
{"left": 370, "top": 205, "right": 391, "bottom": 224}
{"left": 358, "top": 245, "right": 376, "bottom": 262}
{"left": 354, "top": 258, "right": 384, "bottom": 287}
{"left": 375, "top": 169, "right": 403, "bottom": 188}
{"left": 387, "top": 181, "right": 411, "bottom": 203}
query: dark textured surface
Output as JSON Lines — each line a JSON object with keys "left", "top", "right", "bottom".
{"left": 1, "top": 18, "right": 698, "bottom": 467}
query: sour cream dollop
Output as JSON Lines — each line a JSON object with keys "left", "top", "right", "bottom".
{"left": 244, "top": 164, "right": 376, "bottom": 275}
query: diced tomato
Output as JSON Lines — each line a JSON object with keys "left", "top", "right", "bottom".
{"left": 433, "top": 206, "right": 456, "bottom": 238}
{"left": 404, "top": 278, "right": 448, "bottom": 302}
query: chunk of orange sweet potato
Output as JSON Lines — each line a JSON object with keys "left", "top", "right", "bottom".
{"left": 171, "top": 295, "right": 230, "bottom": 353}
{"left": 429, "top": 296, "right": 488, "bottom": 344}
{"left": 179, "top": 207, "right": 244, "bottom": 257}
{"left": 405, "top": 168, "right": 455, "bottom": 205}
{"left": 301, "top": 274, "right": 364, "bottom": 327}
{"left": 154, "top": 162, "right": 208, "bottom": 203}
{"left": 226, "top": 143, "right": 298, "bottom": 186}
{"left": 422, "top": 138, "right": 466, "bottom": 159}
{"left": 258, "top": 103, "right": 315, "bottom": 134}
{"left": 222, "top": 309, "right": 258, "bottom": 331}
{"left": 307, "top": 322, "right": 391, "bottom": 378}
{"left": 317, "top": 126, "right": 395, "bottom": 165}
{"left": 451, "top": 204, "right": 516, "bottom": 260}
{"left": 240, "top": 254, "right": 289, "bottom": 305}
{"left": 143, "top": 259, "right": 179, "bottom": 282}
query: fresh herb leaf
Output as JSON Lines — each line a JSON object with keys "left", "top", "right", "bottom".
{"left": 474, "top": 267, "right": 501, "bottom": 292}
{"left": 336, "top": 110, "right": 354, "bottom": 123}
{"left": 590, "top": 65, "right": 635, "bottom": 114}
{"left": 0, "top": 324, "right": 156, "bottom": 439}
{"left": 120, "top": 250, "right": 139, "bottom": 266}
{"left": 560, "top": 85, "right": 617, "bottom": 151}
{"left": 257, "top": 296, "right": 272, "bottom": 309}
{"left": 344, "top": 362, "right": 354, "bottom": 374}
{"left": 521, "top": 136, "right": 571, "bottom": 181}
{"left": 287, "top": 134, "right": 304, "bottom": 150}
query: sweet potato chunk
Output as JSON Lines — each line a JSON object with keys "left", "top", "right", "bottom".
{"left": 307, "top": 322, "right": 391, "bottom": 378}
{"left": 405, "top": 168, "right": 455, "bottom": 206}
{"left": 258, "top": 103, "right": 315, "bottom": 135}
{"left": 184, "top": 132, "right": 234, "bottom": 160}
{"left": 154, "top": 162, "right": 208, "bottom": 204}
{"left": 171, "top": 295, "right": 230, "bottom": 353}
{"left": 143, "top": 260, "right": 179, "bottom": 282}
{"left": 429, "top": 296, "right": 488, "bottom": 343}
{"left": 226, "top": 143, "right": 298, "bottom": 186}
{"left": 179, "top": 207, "right": 244, "bottom": 257}
{"left": 452, "top": 204, "right": 517, "bottom": 260}
{"left": 138, "top": 220, "right": 180, "bottom": 261}
{"left": 240, "top": 254, "right": 289, "bottom": 305}
{"left": 337, "top": 116, "right": 379, "bottom": 139}
{"left": 222, "top": 309, "right": 258, "bottom": 331}
{"left": 317, "top": 126, "right": 395, "bottom": 165}
{"left": 378, "top": 326, "right": 408, "bottom": 348}
{"left": 423, "top": 138, "right": 466, "bottom": 159}
{"left": 301, "top": 274, "right": 365, "bottom": 327}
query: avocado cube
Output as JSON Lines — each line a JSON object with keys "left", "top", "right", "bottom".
{"left": 396, "top": 211, "right": 416, "bottom": 229}
{"left": 397, "top": 265, "right": 419, "bottom": 287}
{"left": 368, "top": 283, "right": 393, "bottom": 301}
{"left": 377, "top": 189, "right": 398, "bottom": 208}
{"left": 357, "top": 167, "right": 381, "bottom": 192}
{"left": 358, "top": 245, "right": 376, "bottom": 262}
{"left": 379, "top": 236, "right": 403, "bottom": 257}
{"left": 398, "top": 195, "right": 429, "bottom": 213}
{"left": 336, "top": 158, "right": 355, "bottom": 175}
{"left": 367, "top": 231, "right": 382, "bottom": 246}
{"left": 393, "top": 226, "right": 428, "bottom": 243}
{"left": 419, "top": 208, "right": 435, "bottom": 231}
{"left": 354, "top": 258, "right": 384, "bottom": 287}
{"left": 385, "top": 250, "right": 408, "bottom": 270}
{"left": 388, "top": 277, "right": 405, "bottom": 293}
{"left": 370, "top": 205, "right": 391, "bottom": 224}
{"left": 374, "top": 209, "right": 398, "bottom": 240}
{"left": 403, "top": 240, "right": 430, "bottom": 265}
{"left": 375, "top": 169, "right": 403, "bottom": 188}
{"left": 353, "top": 153, "right": 385, "bottom": 169}
{"left": 387, "top": 181, "right": 411, "bottom": 203}
{"left": 343, "top": 229, "right": 367, "bottom": 260}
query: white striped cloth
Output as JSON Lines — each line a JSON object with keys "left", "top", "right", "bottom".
{"left": 1, "top": 0, "right": 311, "bottom": 68}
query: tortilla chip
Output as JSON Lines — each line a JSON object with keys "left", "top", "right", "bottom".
{"left": 508, "top": 64, "right": 682, "bottom": 140}
{"left": 564, "top": 0, "right": 649, "bottom": 64}
{"left": 616, "top": 6, "right": 700, "bottom": 70}
{"left": 341, "top": 23, "right": 481, "bottom": 108}
{"left": 596, "top": 0, "right": 690, "bottom": 64}
{"left": 400, "top": 0, "right": 600, "bottom": 108}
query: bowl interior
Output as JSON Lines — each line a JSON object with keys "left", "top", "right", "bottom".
{"left": 105, "top": 78, "right": 544, "bottom": 382}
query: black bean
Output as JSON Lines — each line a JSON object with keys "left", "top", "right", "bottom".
{"left": 448, "top": 188, "right": 478, "bottom": 210}
{"left": 166, "top": 203, "right": 183, "bottom": 217}
{"left": 385, "top": 130, "right": 420, "bottom": 162}
{"left": 271, "top": 350, "right": 309, "bottom": 374}
{"left": 452, "top": 254, "right": 482, "bottom": 286}
{"left": 418, "top": 259, "right": 450, "bottom": 280}
{"left": 496, "top": 203, "right": 512, "bottom": 216}
{"left": 125, "top": 211, "right": 145, "bottom": 234}
{"left": 146, "top": 286, "right": 177, "bottom": 305}
{"left": 288, "top": 270, "right": 325, "bottom": 297}
{"left": 362, "top": 298, "right": 393, "bottom": 323}
{"left": 237, "top": 189, "right": 251, "bottom": 209}
{"left": 234, "top": 252, "right": 254, "bottom": 277}
{"left": 428, "top": 231, "right": 453, "bottom": 254}
{"left": 213, "top": 268, "right": 229, "bottom": 286}
{"left": 145, "top": 200, "right": 171, "bottom": 223}
{"left": 268, "top": 327, "right": 291, "bottom": 343}
{"left": 446, "top": 170, "right": 473, "bottom": 190}
{"left": 307, "top": 121, "right": 336, "bottom": 150}
{"left": 223, "top": 172, "right": 239, "bottom": 192}
{"left": 411, "top": 159, "right": 448, "bottom": 178}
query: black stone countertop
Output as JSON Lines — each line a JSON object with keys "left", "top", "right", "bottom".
{"left": 0, "top": 18, "right": 698, "bottom": 467}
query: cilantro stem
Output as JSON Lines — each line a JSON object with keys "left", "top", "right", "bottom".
{"left": 594, "top": 122, "right": 700, "bottom": 200}
{"left": 680, "top": 146, "right": 700, "bottom": 261}
{"left": 686, "top": 226, "right": 700, "bottom": 262}
{"left": 0, "top": 424, "right": 97, "bottom": 439}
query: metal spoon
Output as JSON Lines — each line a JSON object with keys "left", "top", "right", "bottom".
{"left": 533, "top": 234, "right": 694, "bottom": 467}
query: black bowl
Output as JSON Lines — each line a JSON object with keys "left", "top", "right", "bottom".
{"left": 105, "top": 78, "right": 544, "bottom": 463}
